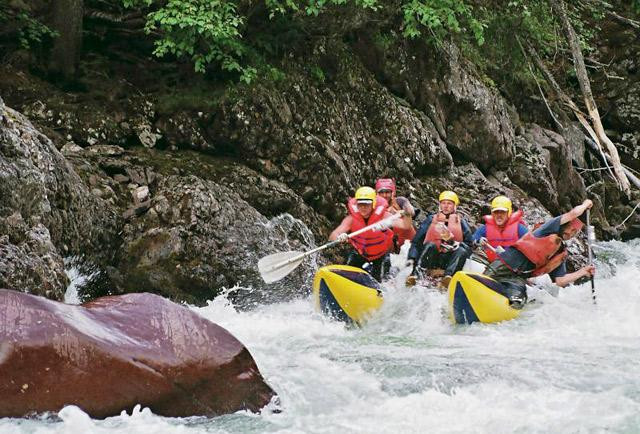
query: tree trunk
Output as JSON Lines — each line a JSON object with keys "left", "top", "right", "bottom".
{"left": 49, "top": 0, "right": 84, "bottom": 80}
{"left": 549, "top": 0, "right": 631, "bottom": 195}
{"left": 585, "top": 138, "right": 640, "bottom": 190}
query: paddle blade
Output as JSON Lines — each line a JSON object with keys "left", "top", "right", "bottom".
{"left": 258, "top": 251, "right": 305, "bottom": 283}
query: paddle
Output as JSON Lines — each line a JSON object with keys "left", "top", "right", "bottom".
{"left": 258, "top": 212, "right": 405, "bottom": 283}
{"left": 586, "top": 209, "right": 597, "bottom": 305}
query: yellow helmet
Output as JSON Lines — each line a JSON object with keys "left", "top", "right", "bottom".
{"left": 491, "top": 195, "right": 512, "bottom": 216}
{"left": 439, "top": 190, "right": 459, "bottom": 206}
{"left": 355, "top": 186, "right": 377, "bottom": 207}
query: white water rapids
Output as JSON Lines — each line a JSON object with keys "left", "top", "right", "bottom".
{"left": 2, "top": 239, "right": 640, "bottom": 433}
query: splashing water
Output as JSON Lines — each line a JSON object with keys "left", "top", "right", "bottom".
{"left": 260, "top": 213, "right": 318, "bottom": 254}
{"left": 64, "top": 256, "right": 100, "bottom": 305}
{"left": 3, "top": 240, "right": 640, "bottom": 433}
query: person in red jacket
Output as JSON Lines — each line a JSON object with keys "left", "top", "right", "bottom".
{"left": 406, "top": 190, "right": 473, "bottom": 288}
{"left": 485, "top": 199, "right": 596, "bottom": 308}
{"left": 330, "top": 186, "right": 412, "bottom": 281}
{"left": 472, "top": 196, "right": 528, "bottom": 262}
{"left": 375, "top": 178, "right": 416, "bottom": 252}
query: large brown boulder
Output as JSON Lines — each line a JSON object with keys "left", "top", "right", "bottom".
{"left": 0, "top": 290, "right": 276, "bottom": 418}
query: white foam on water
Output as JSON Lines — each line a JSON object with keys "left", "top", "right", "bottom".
{"left": 63, "top": 257, "right": 99, "bottom": 305}
{"left": 2, "top": 240, "right": 640, "bottom": 433}
{"left": 63, "top": 265, "right": 84, "bottom": 305}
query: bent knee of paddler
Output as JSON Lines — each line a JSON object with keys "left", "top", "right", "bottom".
{"left": 423, "top": 242, "right": 439, "bottom": 251}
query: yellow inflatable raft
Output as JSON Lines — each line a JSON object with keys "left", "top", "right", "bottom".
{"left": 312, "top": 265, "right": 383, "bottom": 326}
{"left": 448, "top": 271, "right": 521, "bottom": 324}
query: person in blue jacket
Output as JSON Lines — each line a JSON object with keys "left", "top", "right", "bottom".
{"left": 472, "top": 195, "right": 529, "bottom": 263}
{"left": 406, "top": 191, "right": 473, "bottom": 288}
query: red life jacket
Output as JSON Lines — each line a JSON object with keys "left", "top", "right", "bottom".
{"left": 347, "top": 197, "right": 394, "bottom": 260}
{"left": 394, "top": 226, "right": 416, "bottom": 250}
{"left": 512, "top": 231, "right": 568, "bottom": 276}
{"left": 386, "top": 200, "right": 416, "bottom": 251}
{"left": 483, "top": 209, "right": 525, "bottom": 262}
{"left": 424, "top": 213, "right": 463, "bottom": 252}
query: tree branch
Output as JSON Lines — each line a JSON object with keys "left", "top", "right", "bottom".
{"left": 525, "top": 42, "right": 620, "bottom": 185}
{"left": 84, "top": 9, "right": 145, "bottom": 29}
{"left": 516, "top": 35, "right": 563, "bottom": 129}
{"left": 584, "top": 137, "right": 640, "bottom": 190}
{"left": 549, "top": 0, "right": 631, "bottom": 195}
{"left": 608, "top": 10, "right": 640, "bottom": 30}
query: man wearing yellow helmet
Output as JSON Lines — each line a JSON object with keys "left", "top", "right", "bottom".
{"left": 485, "top": 199, "right": 596, "bottom": 308}
{"left": 330, "top": 186, "right": 412, "bottom": 281}
{"left": 472, "top": 195, "right": 528, "bottom": 262}
{"left": 406, "top": 190, "right": 473, "bottom": 288}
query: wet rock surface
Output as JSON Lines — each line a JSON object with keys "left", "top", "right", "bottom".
{"left": 353, "top": 38, "right": 516, "bottom": 170}
{"left": 0, "top": 223, "right": 68, "bottom": 300}
{"left": 0, "top": 104, "right": 119, "bottom": 299}
{"left": 209, "top": 40, "right": 453, "bottom": 221}
{"left": 0, "top": 289, "right": 276, "bottom": 418}
{"left": 113, "top": 174, "right": 314, "bottom": 303}
{"left": 0, "top": 26, "right": 637, "bottom": 304}
{"left": 508, "top": 124, "right": 586, "bottom": 214}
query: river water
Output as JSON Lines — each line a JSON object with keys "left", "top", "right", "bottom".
{"left": 2, "top": 240, "right": 640, "bottom": 433}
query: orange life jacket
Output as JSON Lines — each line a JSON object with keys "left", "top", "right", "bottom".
{"left": 347, "top": 197, "right": 394, "bottom": 260}
{"left": 424, "top": 213, "right": 463, "bottom": 252}
{"left": 387, "top": 199, "right": 416, "bottom": 252}
{"left": 484, "top": 210, "right": 525, "bottom": 262}
{"left": 512, "top": 231, "right": 568, "bottom": 276}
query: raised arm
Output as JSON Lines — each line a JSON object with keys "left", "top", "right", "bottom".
{"left": 559, "top": 199, "right": 593, "bottom": 225}
{"left": 390, "top": 211, "right": 412, "bottom": 230}
{"left": 400, "top": 200, "right": 415, "bottom": 217}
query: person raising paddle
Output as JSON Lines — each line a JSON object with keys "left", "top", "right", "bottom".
{"left": 484, "top": 199, "right": 596, "bottom": 308}
{"left": 330, "top": 186, "right": 412, "bottom": 281}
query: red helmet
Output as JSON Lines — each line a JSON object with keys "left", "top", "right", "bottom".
{"left": 375, "top": 178, "right": 396, "bottom": 194}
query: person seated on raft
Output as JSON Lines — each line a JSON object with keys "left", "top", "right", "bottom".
{"left": 330, "top": 186, "right": 413, "bottom": 281}
{"left": 406, "top": 190, "right": 473, "bottom": 288}
{"left": 472, "top": 195, "right": 529, "bottom": 263}
{"left": 484, "top": 199, "right": 596, "bottom": 308}
{"left": 375, "top": 178, "right": 417, "bottom": 253}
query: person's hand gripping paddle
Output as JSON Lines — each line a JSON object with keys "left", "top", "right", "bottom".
{"left": 258, "top": 212, "right": 404, "bottom": 283}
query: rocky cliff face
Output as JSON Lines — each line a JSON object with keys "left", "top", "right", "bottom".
{"left": 0, "top": 98, "right": 119, "bottom": 299}
{"left": 0, "top": 27, "right": 637, "bottom": 303}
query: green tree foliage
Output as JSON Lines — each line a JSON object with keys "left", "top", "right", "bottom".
{"left": 117, "top": 0, "right": 621, "bottom": 86}
{"left": 122, "top": 0, "right": 491, "bottom": 79}
{"left": 0, "top": 5, "right": 58, "bottom": 50}
{"left": 265, "top": 0, "right": 378, "bottom": 17}
{"left": 474, "top": 1, "right": 557, "bottom": 84}
{"left": 123, "top": 0, "right": 255, "bottom": 81}
{"left": 467, "top": 0, "right": 616, "bottom": 97}
{"left": 401, "top": 0, "right": 485, "bottom": 45}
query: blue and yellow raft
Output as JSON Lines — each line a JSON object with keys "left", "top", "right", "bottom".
{"left": 448, "top": 271, "right": 522, "bottom": 325}
{"left": 312, "top": 265, "right": 383, "bottom": 326}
